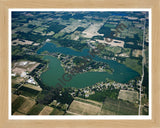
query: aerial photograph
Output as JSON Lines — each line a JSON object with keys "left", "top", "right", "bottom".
{"left": 11, "top": 10, "right": 149, "bottom": 116}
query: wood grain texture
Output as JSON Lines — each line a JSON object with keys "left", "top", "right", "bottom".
{"left": 0, "top": 0, "right": 160, "bottom": 127}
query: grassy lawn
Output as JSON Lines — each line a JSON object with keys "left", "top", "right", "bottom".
{"left": 27, "top": 104, "right": 44, "bottom": 115}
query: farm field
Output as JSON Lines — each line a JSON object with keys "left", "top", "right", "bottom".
{"left": 68, "top": 99, "right": 102, "bottom": 115}
{"left": 17, "top": 98, "right": 36, "bottom": 114}
{"left": 12, "top": 39, "right": 33, "bottom": 46}
{"left": 13, "top": 111, "right": 24, "bottom": 115}
{"left": 50, "top": 108, "right": 65, "bottom": 115}
{"left": 27, "top": 104, "right": 44, "bottom": 115}
{"left": 18, "top": 85, "right": 41, "bottom": 98}
{"left": 12, "top": 96, "right": 26, "bottom": 114}
{"left": 101, "top": 97, "right": 138, "bottom": 115}
{"left": 123, "top": 58, "right": 142, "bottom": 75}
{"left": 118, "top": 90, "right": 138, "bottom": 103}
{"left": 75, "top": 97, "right": 102, "bottom": 107}
{"left": 12, "top": 94, "right": 18, "bottom": 103}
{"left": 39, "top": 106, "right": 54, "bottom": 115}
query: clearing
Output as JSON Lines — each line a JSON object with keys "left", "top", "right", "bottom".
{"left": 118, "top": 90, "right": 138, "bottom": 103}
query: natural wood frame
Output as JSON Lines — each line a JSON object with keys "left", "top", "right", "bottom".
{"left": 0, "top": 0, "right": 160, "bottom": 127}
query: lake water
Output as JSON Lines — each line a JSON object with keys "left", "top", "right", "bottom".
{"left": 37, "top": 43, "right": 139, "bottom": 88}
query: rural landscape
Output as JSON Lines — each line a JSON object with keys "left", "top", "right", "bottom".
{"left": 11, "top": 11, "right": 149, "bottom": 116}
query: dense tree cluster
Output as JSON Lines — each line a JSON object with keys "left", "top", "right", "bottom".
{"left": 88, "top": 86, "right": 120, "bottom": 102}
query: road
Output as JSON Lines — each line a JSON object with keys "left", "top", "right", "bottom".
{"left": 138, "top": 15, "right": 146, "bottom": 115}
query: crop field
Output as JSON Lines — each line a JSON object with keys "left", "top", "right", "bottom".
{"left": 50, "top": 108, "right": 65, "bottom": 115}
{"left": 105, "top": 39, "right": 125, "bottom": 47}
{"left": 22, "top": 84, "right": 42, "bottom": 91}
{"left": 18, "top": 85, "right": 40, "bottom": 98}
{"left": 28, "top": 20, "right": 42, "bottom": 26}
{"left": 105, "top": 46, "right": 122, "bottom": 54}
{"left": 118, "top": 90, "right": 138, "bottom": 103}
{"left": 60, "top": 20, "right": 88, "bottom": 34}
{"left": 27, "top": 104, "right": 44, "bottom": 115}
{"left": 53, "top": 32, "right": 65, "bottom": 39}
{"left": 82, "top": 23, "right": 104, "bottom": 38}
{"left": 101, "top": 109, "right": 116, "bottom": 115}
{"left": 101, "top": 97, "right": 138, "bottom": 115}
{"left": 17, "top": 98, "right": 36, "bottom": 114}
{"left": 12, "top": 96, "right": 26, "bottom": 114}
{"left": 104, "top": 23, "right": 116, "bottom": 28}
{"left": 68, "top": 100, "right": 101, "bottom": 115}
{"left": 13, "top": 26, "right": 32, "bottom": 33}
{"left": 12, "top": 39, "right": 33, "bottom": 46}
{"left": 123, "top": 58, "right": 142, "bottom": 75}
{"left": 12, "top": 94, "right": 18, "bottom": 103}
{"left": 74, "top": 97, "right": 102, "bottom": 107}
{"left": 13, "top": 111, "right": 24, "bottom": 115}
{"left": 39, "top": 106, "right": 54, "bottom": 115}
{"left": 33, "top": 27, "right": 47, "bottom": 33}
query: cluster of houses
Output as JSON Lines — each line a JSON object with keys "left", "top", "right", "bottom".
{"left": 68, "top": 79, "right": 140, "bottom": 99}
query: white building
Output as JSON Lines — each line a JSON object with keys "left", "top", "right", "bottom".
{"left": 19, "top": 61, "right": 28, "bottom": 66}
{"left": 27, "top": 77, "right": 36, "bottom": 84}
{"left": 20, "top": 72, "right": 27, "bottom": 77}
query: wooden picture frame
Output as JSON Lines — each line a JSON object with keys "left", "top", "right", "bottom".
{"left": 0, "top": 0, "right": 160, "bottom": 127}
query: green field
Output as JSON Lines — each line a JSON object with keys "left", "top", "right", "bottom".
{"left": 104, "top": 23, "right": 116, "bottom": 28}
{"left": 27, "top": 104, "right": 44, "bottom": 115}
{"left": 101, "top": 97, "right": 138, "bottom": 115}
{"left": 18, "top": 86, "right": 40, "bottom": 98}
{"left": 53, "top": 32, "right": 65, "bottom": 39}
{"left": 12, "top": 96, "right": 26, "bottom": 114}
{"left": 105, "top": 46, "right": 122, "bottom": 54}
{"left": 75, "top": 97, "right": 102, "bottom": 107}
{"left": 50, "top": 108, "right": 65, "bottom": 115}
{"left": 33, "top": 27, "right": 47, "bottom": 33}
{"left": 123, "top": 58, "right": 142, "bottom": 75}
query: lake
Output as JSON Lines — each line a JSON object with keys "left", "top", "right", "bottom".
{"left": 37, "top": 43, "right": 140, "bottom": 88}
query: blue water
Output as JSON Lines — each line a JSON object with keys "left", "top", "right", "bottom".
{"left": 37, "top": 42, "right": 89, "bottom": 56}
{"left": 37, "top": 42, "right": 140, "bottom": 87}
